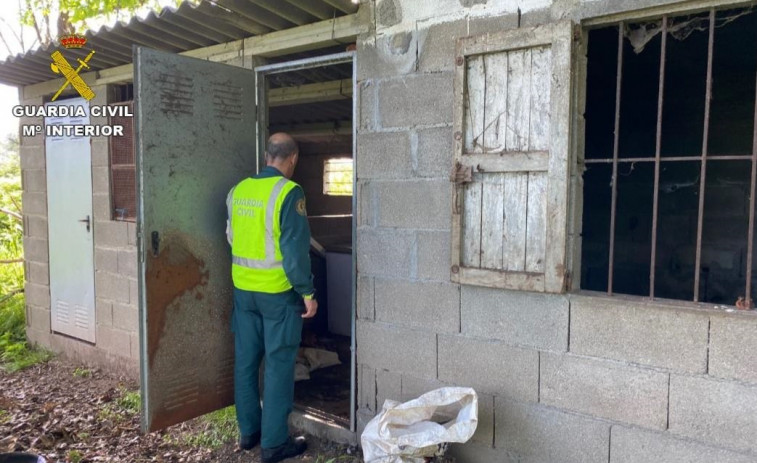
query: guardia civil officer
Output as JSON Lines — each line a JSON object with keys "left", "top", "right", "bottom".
{"left": 226, "top": 132, "right": 317, "bottom": 463}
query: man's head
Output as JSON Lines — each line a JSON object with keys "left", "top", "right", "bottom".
{"left": 265, "top": 132, "right": 299, "bottom": 178}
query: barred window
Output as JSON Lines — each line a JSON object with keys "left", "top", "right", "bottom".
{"left": 581, "top": 8, "right": 757, "bottom": 306}
{"left": 109, "top": 101, "right": 136, "bottom": 221}
{"left": 323, "top": 158, "right": 353, "bottom": 196}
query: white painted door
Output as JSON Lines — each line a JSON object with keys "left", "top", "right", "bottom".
{"left": 45, "top": 97, "right": 96, "bottom": 343}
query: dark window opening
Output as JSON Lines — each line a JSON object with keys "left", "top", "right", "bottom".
{"left": 581, "top": 8, "right": 757, "bottom": 305}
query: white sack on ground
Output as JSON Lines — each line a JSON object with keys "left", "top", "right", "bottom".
{"left": 294, "top": 347, "right": 341, "bottom": 381}
{"left": 361, "top": 387, "right": 478, "bottom": 463}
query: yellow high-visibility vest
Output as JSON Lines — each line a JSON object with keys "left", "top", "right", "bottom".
{"left": 227, "top": 176, "right": 298, "bottom": 293}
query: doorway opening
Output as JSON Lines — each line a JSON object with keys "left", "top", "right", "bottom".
{"left": 256, "top": 51, "right": 355, "bottom": 429}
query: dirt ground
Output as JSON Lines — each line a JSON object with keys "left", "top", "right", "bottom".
{"left": 0, "top": 358, "right": 361, "bottom": 462}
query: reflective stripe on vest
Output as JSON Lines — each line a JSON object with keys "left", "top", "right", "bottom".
{"left": 230, "top": 176, "right": 297, "bottom": 293}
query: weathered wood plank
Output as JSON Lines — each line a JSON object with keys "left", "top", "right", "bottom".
{"left": 505, "top": 49, "right": 532, "bottom": 152}
{"left": 502, "top": 173, "right": 528, "bottom": 272}
{"left": 529, "top": 46, "right": 552, "bottom": 151}
{"left": 457, "top": 22, "right": 564, "bottom": 57}
{"left": 458, "top": 267, "right": 545, "bottom": 292}
{"left": 462, "top": 179, "right": 483, "bottom": 268}
{"left": 543, "top": 22, "right": 573, "bottom": 293}
{"left": 526, "top": 172, "right": 547, "bottom": 273}
{"left": 483, "top": 51, "right": 508, "bottom": 153}
{"left": 481, "top": 173, "right": 505, "bottom": 269}
{"left": 465, "top": 56, "right": 487, "bottom": 154}
{"left": 460, "top": 151, "right": 549, "bottom": 173}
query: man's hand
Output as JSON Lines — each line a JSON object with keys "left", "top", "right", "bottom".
{"left": 302, "top": 298, "right": 318, "bottom": 318}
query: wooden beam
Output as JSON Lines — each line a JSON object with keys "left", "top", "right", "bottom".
{"left": 22, "top": 12, "right": 367, "bottom": 98}
{"left": 269, "top": 78, "right": 352, "bottom": 107}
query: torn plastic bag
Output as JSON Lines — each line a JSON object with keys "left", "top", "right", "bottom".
{"left": 361, "top": 387, "right": 478, "bottom": 463}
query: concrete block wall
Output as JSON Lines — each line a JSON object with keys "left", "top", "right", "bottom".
{"left": 21, "top": 84, "right": 139, "bottom": 377}
{"left": 355, "top": 2, "right": 757, "bottom": 462}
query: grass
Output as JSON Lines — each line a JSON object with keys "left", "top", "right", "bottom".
{"left": 66, "top": 449, "right": 83, "bottom": 463}
{"left": 72, "top": 367, "right": 92, "bottom": 378}
{"left": 98, "top": 387, "right": 141, "bottom": 423}
{"left": 180, "top": 406, "right": 239, "bottom": 449}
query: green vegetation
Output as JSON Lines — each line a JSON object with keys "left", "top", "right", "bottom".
{"left": 180, "top": 406, "right": 239, "bottom": 450}
{"left": 99, "top": 387, "right": 141, "bottom": 423}
{"left": 315, "top": 457, "right": 353, "bottom": 463}
{"left": 66, "top": 449, "right": 83, "bottom": 463}
{"left": 0, "top": 135, "right": 51, "bottom": 373}
{"left": 72, "top": 367, "right": 92, "bottom": 378}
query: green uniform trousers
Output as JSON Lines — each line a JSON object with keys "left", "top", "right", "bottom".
{"left": 232, "top": 287, "right": 304, "bottom": 449}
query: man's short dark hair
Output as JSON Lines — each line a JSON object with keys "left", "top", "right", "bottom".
{"left": 266, "top": 134, "right": 298, "bottom": 160}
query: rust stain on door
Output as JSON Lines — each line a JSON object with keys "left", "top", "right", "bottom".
{"left": 145, "top": 235, "right": 209, "bottom": 365}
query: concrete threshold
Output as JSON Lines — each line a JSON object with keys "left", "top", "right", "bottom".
{"left": 289, "top": 408, "right": 358, "bottom": 446}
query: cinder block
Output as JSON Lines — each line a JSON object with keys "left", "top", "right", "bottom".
{"left": 129, "top": 279, "right": 139, "bottom": 305}
{"left": 417, "top": 19, "right": 468, "bottom": 72}
{"left": 112, "top": 302, "right": 138, "bottom": 333}
{"left": 377, "top": 180, "right": 451, "bottom": 229}
{"left": 27, "top": 262, "right": 49, "bottom": 285}
{"left": 709, "top": 315, "right": 757, "bottom": 384}
{"left": 95, "top": 298, "right": 113, "bottom": 327}
{"left": 94, "top": 220, "right": 129, "bottom": 247}
{"left": 96, "top": 325, "right": 131, "bottom": 358}
{"left": 129, "top": 332, "right": 140, "bottom": 359}
{"left": 495, "top": 398, "right": 610, "bottom": 463}
{"left": 22, "top": 192, "right": 47, "bottom": 215}
{"left": 127, "top": 222, "right": 137, "bottom": 246}
{"left": 438, "top": 334, "right": 538, "bottom": 401}
{"left": 467, "top": 13, "right": 519, "bottom": 36}
{"left": 540, "top": 352, "right": 669, "bottom": 429}
{"left": 91, "top": 166, "right": 110, "bottom": 194}
{"left": 29, "top": 305, "right": 51, "bottom": 333}
{"left": 356, "top": 229, "right": 414, "bottom": 278}
{"left": 356, "top": 320, "right": 437, "bottom": 378}
{"left": 95, "top": 271, "right": 130, "bottom": 303}
{"left": 91, "top": 143, "right": 109, "bottom": 167}
{"left": 357, "top": 181, "right": 374, "bottom": 227}
{"left": 570, "top": 296, "right": 709, "bottom": 373}
{"left": 357, "top": 32, "right": 418, "bottom": 81}
{"left": 610, "top": 425, "right": 757, "bottom": 463}
{"left": 357, "top": 276, "right": 375, "bottom": 321}
{"left": 356, "top": 408, "right": 375, "bottom": 439}
{"left": 117, "top": 249, "right": 137, "bottom": 278}
{"left": 359, "top": 364, "right": 377, "bottom": 411}
{"left": 356, "top": 131, "right": 412, "bottom": 179}
{"left": 24, "top": 215, "right": 47, "bottom": 239}
{"left": 448, "top": 442, "right": 509, "bottom": 463}
{"left": 376, "top": 368, "right": 402, "bottom": 410}
{"left": 461, "top": 286, "right": 568, "bottom": 351}
{"left": 416, "top": 126, "right": 453, "bottom": 178}
{"left": 25, "top": 283, "right": 50, "bottom": 307}
{"left": 92, "top": 194, "right": 111, "bottom": 221}
{"left": 669, "top": 374, "right": 757, "bottom": 454}
{"left": 95, "top": 247, "right": 119, "bottom": 273}
{"left": 401, "top": 374, "right": 446, "bottom": 401}
{"left": 378, "top": 73, "right": 453, "bottom": 128}
{"left": 375, "top": 279, "right": 459, "bottom": 333}
{"left": 358, "top": 80, "right": 378, "bottom": 132}
{"left": 416, "top": 231, "right": 451, "bottom": 282}
{"left": 22, "top": 169, "right": 46, "bottom": 193}
{"left": 23, "top": 236, "right": 48, "bottom": 263}
{"left": 20, "top": 145, "right": 45, "bottom": 170}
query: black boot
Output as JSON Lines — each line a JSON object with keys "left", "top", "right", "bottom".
{"left": 239, "top": 430, "right": 261, "bottom": 450}
{"left": 261, "top": 436, "right": 308, "bottom": 463}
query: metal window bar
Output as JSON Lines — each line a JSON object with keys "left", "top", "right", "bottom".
{"left": 593, "top": 8, "right": 757, "bottom": 303}
{"left": 694, "top": 10, "right": 716, "bottom": 302}
{"left": 649, "top": 16, "right": 668, "bottom": 298}
{"left": 607, "top": 22, "right": 624, "bottom": 296}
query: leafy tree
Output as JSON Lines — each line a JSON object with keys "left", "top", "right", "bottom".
{"left": 1, "top": 0, "right": 187, "bottom": 56}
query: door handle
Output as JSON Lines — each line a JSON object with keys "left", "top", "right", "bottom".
{"left": 78, "top": 215, "right": 91, "bottom": 232}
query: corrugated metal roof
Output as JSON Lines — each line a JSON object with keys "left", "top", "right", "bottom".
{"left": 0, "top": 0, "right": 358, "bottom": 87}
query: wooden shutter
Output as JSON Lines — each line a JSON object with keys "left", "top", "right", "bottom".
{"left": 450, "top": 21, "right": 574, "bottom": 293}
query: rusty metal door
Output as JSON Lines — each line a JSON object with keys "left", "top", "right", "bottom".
{"left": 134, "top": 47, "right": 256, "bottom": 432}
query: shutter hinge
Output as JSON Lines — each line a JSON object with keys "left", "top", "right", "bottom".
{"left": 451, "top": 162, "right": 473, "bottom": 185}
